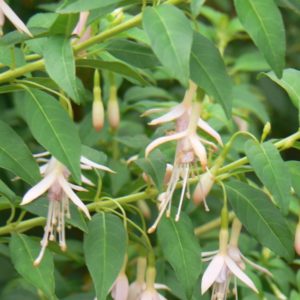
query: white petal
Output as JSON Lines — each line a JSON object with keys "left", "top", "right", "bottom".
{"left": 141, "top": 108, "right": 166, "bottom": 117}
{"left": 69, "top": 184, "right": 88, "bottom": 192}
{"left": 189, "top": 135, "right": 207, "bottom": 169}
{"left": 81, "top": 156, "right": 115, "bottom": 173}
{"left": 148, "top": 104, "right": 185, "bottom": 125}
{"left": 33, "top": 151, "right": 50, "bottom": 158}
{"left": 81, "top": 174, "right": 95, "bottom": 186}
{"left": 225, "top": 256, "right": 258, "bottom": 293}
{"left": 145, "top": 131, "right": 186, "bottom": 157}
{"left": 21, "top": 172, "right": 56, "bottom": 205}
{"left": 201, "top": 254, "right": 225, "bottom": 294}
{"left": 0, "top": 0, "right": 32, "bottom": 36}
{"left": 154, "top": 283, "right": 169, "bottom": 291}
{"left": 198, "top": 119, "right": 223, "bottom": 146}
{"left": 58, "top": 176, "right": 91, "bottom": 219}
{"left": 202, "top": 250, "right": 219, "bottom": 257}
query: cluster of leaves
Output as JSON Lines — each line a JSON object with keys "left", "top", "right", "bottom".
{"left": 0, "top": 0, "right": 299, "bottom": 300}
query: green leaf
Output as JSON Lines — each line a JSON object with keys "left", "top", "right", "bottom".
{"left": 0, "top": 120, "right": 40, "bottom": 185}
{"left": 190, "top": 0, "right": 205, "bottom": 17}
{"left": 44, "top": 36, "right": 80, "bottom": 103}
{"left": 245, "top": 140, "right": 292, "bottom": 214}
{"left": 135, "top": 150, "right": 166, "bottom": 192}
{"left": 190, "top": 32, "right": 232, "bottom": 117}
{"left": 9, "top": 233, "right": 56, "bottom": 300}
{"left": 106, "top": 39, "right": 160, "bottom": 69}
{"left": 84, "top": 213, "right": 126, "bottom": 300}
{"left": 158, "top": 212, "right": 201, "bottom": 299}
{"left": 234, "top": 0, "right": 285, "bottom": 78}
{"left": 0, "top": 179, "right": 16, "bottom": 202}
{"left": 49, "top": 14, "right": 78, "bottom": 36}
{"left": 262, "top": 69, "right": 300, "bottom": 109}
{"left": 143, "top": 5, "right": 193, "bottom": 86}
{"left": 76, "top": 59, "right": 149, "bottom": 85}
{"left": 57, "top": 0, "right": 121, "bottom": 13}
{"left": 286, "top": 161, "right": 300, "bottom": 197}
{"left": 226, "top": 180, "right": 294, "bottom": 260}
{"left": 21, "top": 88, "right": 81, "bottom": 183}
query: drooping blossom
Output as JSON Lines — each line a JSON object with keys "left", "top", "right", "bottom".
{"left": 145, "top": 81, "right": 222, "bottom": 232}
{"left": 72, "top": 11, "right": 91, "bottom": 44}
{"left": 0, "top": 0, "right": 32, "bottom": 36}
{"left": 111, "top": 272, "right": 129, "bottom": 300}
{"left": 128, "top": 258, "right": 169, "bottom": 300}
{"left": 202, "top": 222, "right": 272, "bottom": 299}
{"left": 21, "top": 152, "right": 113, "bottom": 266}
{"left": 295, "top": 221, "right": 300, "bottom": 255}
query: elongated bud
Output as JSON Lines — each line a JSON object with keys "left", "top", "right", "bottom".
{"left": 295, "top": 222, "right": 300, "bottom": 255}
{"left": 163, "top": 164, "right": 173, "bottom": 185}
{"left": 193, "top": 171, "right": 214, "bottom": 208}
{"left": 92, "top": 70, "right": 104, "bottom": 131}
{"left": 108, "top": 85, "right": 120, "bottom": 130}
{"left": 261, "top": 122, "right": 271, "bottom": 142}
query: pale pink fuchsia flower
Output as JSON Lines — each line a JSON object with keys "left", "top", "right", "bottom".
{"left": 193, "top": 169, "right": 215, "bottom": 210}
{"left": 145, "top": 82, "right": 222, "bottom": 232}
{"left": 21, "top": 153, "right": 113, "bottom": 265}
{"left": 0, "top": 0, "right": 32, "bottom": 36}
{"left": 128, "top": 258, "right": 169, "bottom": 300}
{"left": 111, "top": 272, "right": 129, "bottom": 300}
{"left": 72, "top": 11, "right": 91, "bottom": 44}
{"left": 202, "top": 229, "right": 271, "bottom": 299}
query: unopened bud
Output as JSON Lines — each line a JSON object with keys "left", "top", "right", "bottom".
{"left": 142, "top": 172, "right": 153, "bottom": 185}
{"left": 193, "top": 171, "right": 214, "bottom": 208}
{"left": 295, "top": 222, "right": 300, "bottom": 255}
{"left": 137, "top": 200, "right": 151, "bottom": 219}
{"left": 92, "top": 70, "right": 104, "bottom": 131}
{"left": 233, "top": 116, "right": 248, "bottom": 132}
{"left": 108, "top": 86, "right": 120, "bottom": 130}
{"left": 163, "top": 164, "right": 173, "bottom": 185}
{"left": 261, "top": 122, "right": 271, "bottom": 142}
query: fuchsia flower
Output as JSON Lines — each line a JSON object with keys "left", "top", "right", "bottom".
{"left": 145, "top": 81, "right": 222, "bottom": 232}
{"left": 201, "top": 229, "right": 272, "bottom": 299}
{"left": 21, "top": 152, "right": 113, "bottom": 266}
{"left": 111, "top": 272, "right": 129, "bottom": 300}
{"left": 0, "top": 0, "right": 32, "bottom": 36}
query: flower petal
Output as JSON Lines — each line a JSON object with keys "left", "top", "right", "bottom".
{"left": 81, "top": 156, "right": 115, "bottom": 173}
{"left": 145, "top": 131, "right": 186, "bottom": 157}
{"left": 141, "top": 108, "right": 166, "bottom": 117}
{"left": 21, "top": 172, "right": 56, "bottom": 205}
{"left": 189, "top": 135, "right": 207, "bottom": 169}
{"left": 58, "top": 176, "right": 91, "bottom": 219}
{"left": 198, "top": 119, "right": 223, "bottom": 146}
{"left": 225, "top": 256, "right": 258, "bottom": 293}
{"left": 148, "top": 104, "right": 185, "bottom": 125}
{"left": 81, "top": 174, "right": 95, "bottom": 186}
{"left": 69, "top": 184, "right": 88, "bottom": 192}
{"left": 201, "top": 254, "right": 225, "bottom": 294}
{"left": 0, "top": 0, "right": 32, "bottom": 36}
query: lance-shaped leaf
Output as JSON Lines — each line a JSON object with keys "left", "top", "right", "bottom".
{"left": 286, "top": 161, "right": 300, "bottom": 197}
{"left": 190, "top": 32, "right": 232, "bottom": 117}
{"left": 106, "top": 39, "right": 160, "bottom": 69}
{"left": 44, "top": 36, "right": 81, "bottom": 103}
{"left": 84, "top": 213, "right": 126, "bottom": 300}
{"left": 9, "top": 234, "right": 56, "bottom": 300}
{"left": 245, "top": 140, "right": 292, "bottom": 214}
{"left": 226, "top": 180, "right": 294, "bottom": 260}
{"left": 234, "top": 0, "right": 285, "bottom": 78}
{"left": 262, "top": 69, "right": 300, "bottom": 109}
{"left": 158, "top": 212, "right": 202, "bottom": 299}
{"left": 0, "top": 120, "right": 40, "bottom": 185}
{"left": 143, "top": 5, "right": 193, "bottom": 86}
{"left": 21, "top": 88, "right": 81, "bottom": 183}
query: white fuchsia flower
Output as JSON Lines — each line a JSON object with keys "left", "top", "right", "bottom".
{"left": 201, "top": 229, "right": 272, "bottom": 299}
{"left": 72, "top": 11, "right": 91, "bottom": 44}
{"left": 145, "top": 81, "right": 222, "bottom": 232}
{"left": 21, "top": 152, "right": 113, "bottom": 266}
{"left": 110, "top": 271, "right": 129, "bottom": 300}
{"left": 0, "top": 0, "right": 32, "bottom": 36}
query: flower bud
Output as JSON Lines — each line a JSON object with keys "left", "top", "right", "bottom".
{"left": 193, "top": 171, "right": 214, "bottom": 208}
{"left": 295, "top": 222, "right": 300, "bottom": 255}
{"left": 92, "top": 70, "right": 104, "bottom": 131}
{"left": 108, "top": 86, "right": 120, "bottom": 130}
{"left": 163, "top": 164, "right": 173, "bottom": 185}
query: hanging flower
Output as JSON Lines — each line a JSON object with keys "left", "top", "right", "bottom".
{"left": 201, "top": 229, "right": 272, "bottom": 299}
{"left": 21, "top": 152, "right": 113, "bottom": 266}
{"left": 0, "top": 0, "right": 32, "bottom": 36}
{"left": 111, "top": 272, "right": 129, "bottom": 300}
{"left": 145, "top": 81, "right": 222, "bottom": 232}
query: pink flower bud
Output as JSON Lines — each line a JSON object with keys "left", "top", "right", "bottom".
{"left": 92, "top": 99, "right": 104, "bottom": 131}
{"left": 193, "top": 171, "right": 214, "bottom": 208}
{"left": 295, "top": 222, "right": 300, "bottom": 255}
{"left": 108, "top": 88, "right": 120, "bottom": 130}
